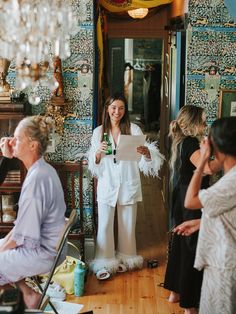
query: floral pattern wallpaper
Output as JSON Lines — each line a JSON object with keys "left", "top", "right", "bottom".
{"left": 186, "top": 0, "right": 236, "bottom": 123}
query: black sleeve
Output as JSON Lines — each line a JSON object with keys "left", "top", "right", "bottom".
{"left": 182, "top": 137, "right": 199, "bottom": 161}
{"left": 0, "top": 157, "right": 12, "bottom": 184}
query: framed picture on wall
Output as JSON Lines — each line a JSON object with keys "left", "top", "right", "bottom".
{"left": 219, "top": 90, "right": 236, "bottom": 117}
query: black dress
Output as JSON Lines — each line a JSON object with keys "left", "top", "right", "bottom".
{"left": 164, "top": 137, "right": 209, "bottom": 309}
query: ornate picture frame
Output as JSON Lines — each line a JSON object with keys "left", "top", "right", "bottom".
{"left": 219, "top": 90, "right": 236, "bottom": 117}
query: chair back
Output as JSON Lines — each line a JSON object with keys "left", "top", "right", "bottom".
{"left": 35, "top": 209, "right": 78, "bottom": 313}
{"left": 56, "top": 209, "right": 78, "bottom": 252}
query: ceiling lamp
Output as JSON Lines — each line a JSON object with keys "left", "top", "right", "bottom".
{"left": 128, "top": 8, "right": 149, "bottom": 19}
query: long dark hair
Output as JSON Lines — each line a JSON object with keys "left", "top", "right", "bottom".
{"left": 100, "top": 93, "right": 131, "bottom": 141}
{"left": 210, "top": 117, "right": 236, "bottom": 157}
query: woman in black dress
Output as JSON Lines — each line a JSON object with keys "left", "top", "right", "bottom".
{"left": 164, "top": 105, "right": 221, "bottom": 314}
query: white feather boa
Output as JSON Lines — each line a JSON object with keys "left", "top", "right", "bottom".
{"left": 138, "top": 141, "right": 165, "bottom": 177}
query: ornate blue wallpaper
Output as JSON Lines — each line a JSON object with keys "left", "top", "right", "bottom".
{"left": 186, "top": 0, "right": 236, "bottom": 123}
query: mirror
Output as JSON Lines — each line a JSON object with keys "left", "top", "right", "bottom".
{"left": 108, "top": 38, "right": 163, "bottom": 137}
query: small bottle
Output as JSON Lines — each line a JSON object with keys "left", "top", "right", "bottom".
{"left": 74, "top": 262, "right": 86, "bottom": 297}
{"left": 103, "top": 133, "right": 112, "bottom": 155}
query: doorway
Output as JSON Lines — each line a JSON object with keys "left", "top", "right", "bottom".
{"left": 108, "top": 38, "right": 163, "bottom": 135}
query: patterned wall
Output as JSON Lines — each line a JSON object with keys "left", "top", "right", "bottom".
{"left": 7, "top": 0, "right": 95, "bottom": 236}
{"left": 186, "top": 0, "right": 236, "bottom": 123}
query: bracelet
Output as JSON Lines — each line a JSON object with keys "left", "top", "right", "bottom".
{"left": 193, "top": 169, "right": 207, "bottom": 176}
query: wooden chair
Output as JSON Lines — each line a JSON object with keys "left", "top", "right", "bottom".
{"left": 50, "top": 162, "right": 85, "bottom": 261}
{"left": 32, "top": 209, "right": 78, "bottom": 314}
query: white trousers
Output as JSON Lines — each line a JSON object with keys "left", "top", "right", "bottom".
{"left": 90, "top": 202, "right": 143, "bottom": 273}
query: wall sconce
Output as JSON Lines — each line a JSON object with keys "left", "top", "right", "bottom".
{"left": 127, "top": 8, "right": 149, "bottom": 19}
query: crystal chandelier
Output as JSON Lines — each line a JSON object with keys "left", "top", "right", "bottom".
{"left": 0, "top": 0, "right": 78, "bottom": 103}
{"left": 128, "top": 8, "right": 149, "bottom": 19}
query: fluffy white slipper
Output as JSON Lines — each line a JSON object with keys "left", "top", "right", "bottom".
{"left": 117, "top": 264, "right": 127, "bottom": 273}
{"left": 96, "top": 268, "right": 111, "bottom": 280}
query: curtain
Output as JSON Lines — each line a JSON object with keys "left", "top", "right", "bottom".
{"left": 99, "top": 0, "right": 173, "bottom": 12}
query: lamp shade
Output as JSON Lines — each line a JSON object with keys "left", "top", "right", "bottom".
{"left": 128, "top": 8, "right": 149, "bottom": 19}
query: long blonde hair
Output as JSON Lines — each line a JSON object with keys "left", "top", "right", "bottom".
{"left": 169, "top": 105, "right": 206, "bottom": 177}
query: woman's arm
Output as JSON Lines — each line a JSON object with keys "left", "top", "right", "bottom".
{"left": 88, "top": 127, "right": 106, "bottom": 177}
{"left": 190, "top": 148, "right": 222, "bottom": 175}
{"left": 185, "top": 138, "right": 212, "bottom": 209}
{"left": 0, "top": 230, "right": 17, "bottom": 252}
{"left": 0, "top": 157, "right": 12, "bottom": 184}
{"left": 174, "top": 219, "right": 201, "bottom": 236}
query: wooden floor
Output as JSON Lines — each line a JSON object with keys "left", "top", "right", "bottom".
{"left": 67, "top": 175, "right": 183, "bottom": 314}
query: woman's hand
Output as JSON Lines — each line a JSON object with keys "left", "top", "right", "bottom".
{"left": 0, "top": 230, "right": 16, "bottom": 252}
{"left": 137, "top": 146, "right": 151, "bottom": 159}
{"left": 0, "top": 137, "right": 13, "bottom": 158}
{"left": 174, "top": 219, "right": 201, "bottom": 236}
{"left": 96, "top": 141, "right": 108, "bottom": 155}
{"left": 95, "top": 141, "right": 108, "bottom": 164}
{"left": 199, "top": 137, "right": 212, "bottom": 163}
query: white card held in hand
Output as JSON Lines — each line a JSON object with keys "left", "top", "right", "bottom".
{"left": 116, "top": 135, "right": 146, "bottom": 161}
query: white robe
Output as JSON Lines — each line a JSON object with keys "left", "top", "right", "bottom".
{"left": 195, "top": 165, "right": 236, "bottom": 314}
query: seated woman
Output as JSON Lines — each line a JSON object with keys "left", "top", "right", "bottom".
{"left": 0, "top": 116, "right": 66, "bottom": 309}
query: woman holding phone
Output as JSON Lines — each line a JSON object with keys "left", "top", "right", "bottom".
{"left": 175, "top": 117, "right": 236, "bottom": 314}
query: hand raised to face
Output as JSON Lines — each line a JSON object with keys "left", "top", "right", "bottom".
{"left": 0, "top": 137, "right": 14, "bottom": 158}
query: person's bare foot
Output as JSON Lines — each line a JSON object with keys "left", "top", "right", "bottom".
{"left": 23, "top": 289, "right": 41, "bottom": 309}
{"left": 184, "top": 308, "right": 198, "bottom": 314}
{"left": 168, "top": 291, "right": 180, "bottom": 303}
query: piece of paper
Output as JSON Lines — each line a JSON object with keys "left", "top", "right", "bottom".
{"left": 44, "top": 300, "right": 83, "bottom": 314}
{"left": 116, "top": 135, "right": 146, "bottom": 161}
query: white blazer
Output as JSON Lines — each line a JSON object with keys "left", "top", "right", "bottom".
{"left": 88, "top": 123, "right": 164, "bottom": 207}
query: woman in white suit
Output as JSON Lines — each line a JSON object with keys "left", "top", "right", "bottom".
{"left": 88, "top": 93, "right": 164, "bottom": 280}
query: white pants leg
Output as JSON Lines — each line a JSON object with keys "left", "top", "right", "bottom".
{"left": 116, "top": 203, "right": 143, "bottom": 270}
{"left": 90, "top": 202, "right": 119, "bottom": 274}
{"left": 117, "top": 203, "right": 137, "bottom": 256}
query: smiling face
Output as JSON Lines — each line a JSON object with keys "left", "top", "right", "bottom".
{"left": 107, "top": 99, "right": 125, "bottom": 125}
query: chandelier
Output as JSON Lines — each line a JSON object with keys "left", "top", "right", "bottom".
{"left": 127, "top": 8, "right": 149, "bottom": 19}
{"left": 0, "top": 0, "right": 78, "bottom": 104}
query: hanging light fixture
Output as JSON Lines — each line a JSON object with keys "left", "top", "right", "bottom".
{"left": 128, "top": 8, "right": 149, "bottom": 19}
{"left": 0, "top": 0, "right": 79, "bottom": 104}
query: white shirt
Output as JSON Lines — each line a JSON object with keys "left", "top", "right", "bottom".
{"left": 195, "top": 165, "right": 236, "bottom": 270}
{"left": 88, "top": 123, "right": 164, "bottom": 207}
